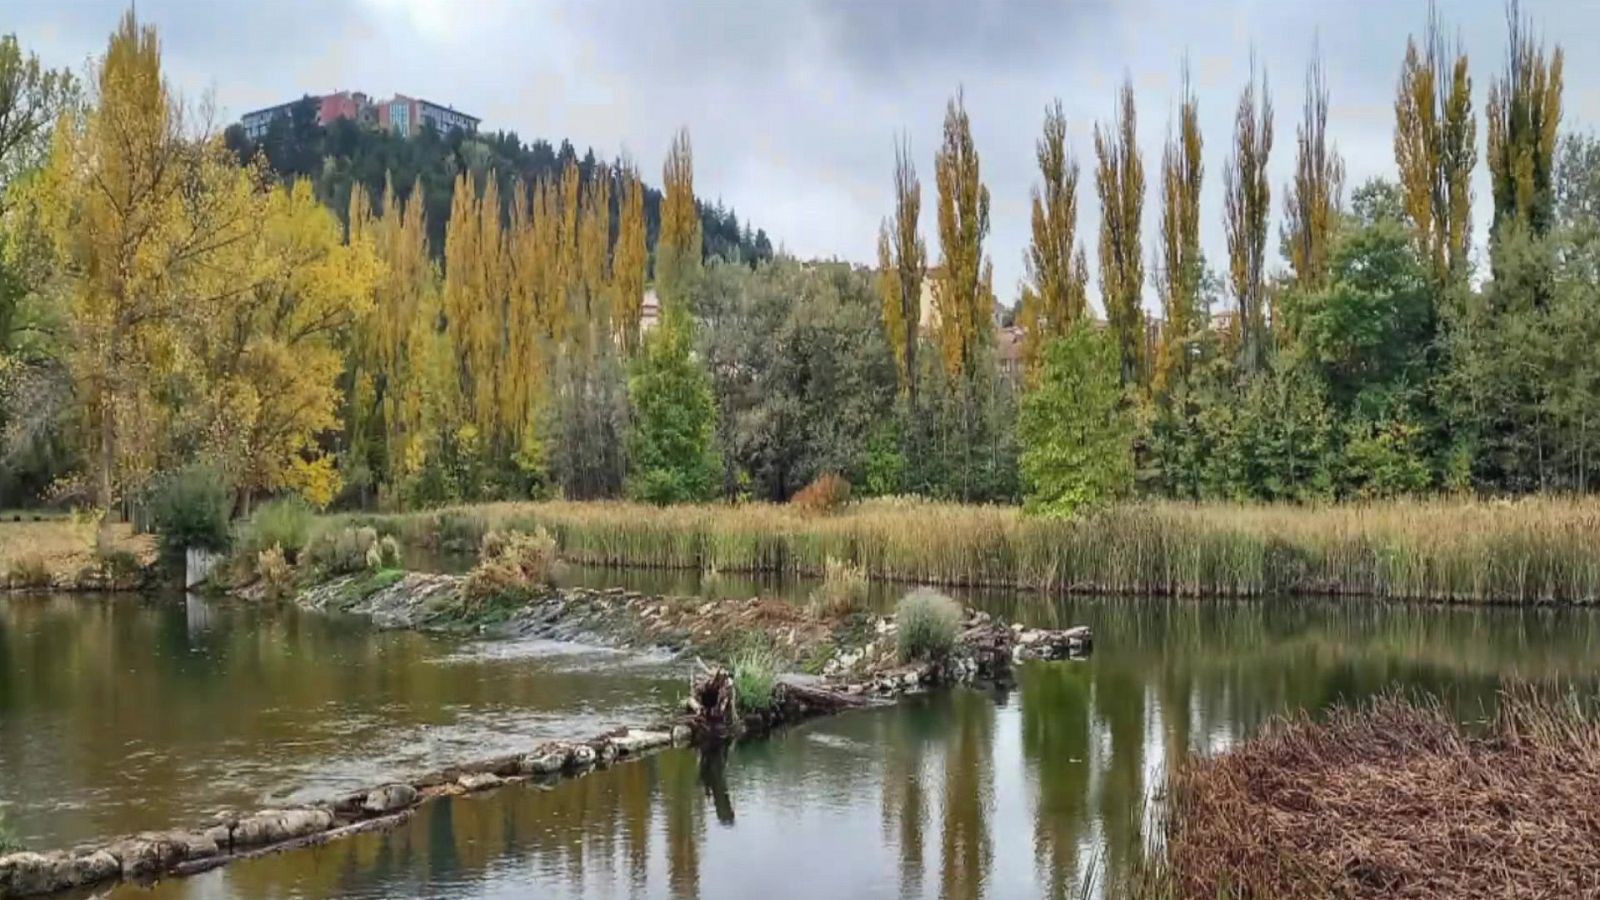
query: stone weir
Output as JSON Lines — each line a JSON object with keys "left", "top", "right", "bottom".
{"left": 0, "top": 575, "right": 1091, "bottom": 898}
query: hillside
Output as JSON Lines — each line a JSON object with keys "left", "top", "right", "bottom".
{"left": 223, "top": 97, "right": 774, "bottom": 267}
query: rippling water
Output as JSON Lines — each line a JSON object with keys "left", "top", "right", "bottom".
{"left": 5, "top": 579, "right": 1600, "bottom": 898}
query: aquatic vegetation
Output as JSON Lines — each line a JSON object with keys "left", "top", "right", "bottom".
{"left": 895, "top": 588, "right": 962, "bottom": 662}
{"left": 325, "top": 495, "right": 1600, "bottom": 603}
{"left": 808, "top": 556, "right": 868, "bottom": 617}
{"left": 237, "top": 497, "right": 317, "bottom": 561}
{"left": 1149, "top": 688, "right": 1600, "bottom": 899}
{"left": 731, "top": 645, "right": 781, "bottom": 713}
{"left": 463, "top": 528, "right": 557, "bottom": 605}
{"left": 256, "top": 544, "right": 295, "bottom": 600}
{"left": 304, "top": 526, "right": 397, "bottom": 577}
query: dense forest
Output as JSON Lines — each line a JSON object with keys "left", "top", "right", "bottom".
{"left": 0, "top": 4, "right": 1597, "bottom": 521}
{"left": 222, "top": 96, "right": 775, "bottom": 268}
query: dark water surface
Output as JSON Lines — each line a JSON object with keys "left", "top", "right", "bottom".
{"left": 4, "top": 575, "right": 1599, "bottom": 898}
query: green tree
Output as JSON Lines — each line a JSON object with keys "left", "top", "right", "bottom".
{"left": 1019, "top": 323, "right": 1133, "bottom": 516}
{"left": 627, "top": 311, "right": 719, "bottom": 504}
{"left": 1094, "top": 78, "right": 1145, "bottom": 386}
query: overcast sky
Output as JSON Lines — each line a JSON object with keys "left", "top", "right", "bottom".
{"left": 11, "top": 0, "right": 1600, "bottom": 312}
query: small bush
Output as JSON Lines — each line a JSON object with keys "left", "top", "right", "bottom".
{"left": 147, "top": 465, "right": 233, "bottom": 558}
{"left": 304, "top": 526, "right": 391, "bottom": 577}
{"left": 732, "top": 645, "right": 781, "bottom": 713}
{"left": 808, "top": 556, "right": 868, "bottom": 617}
{"left": 256, "top": 545, "right": 295, "bottom": 600}
{"left": 791, "top": 473, "right": 851, "bottom": 514}
{"left": 6, "top": 554, "right": 51, "bottom": 589}
{"left": 463, "top": 528, "right": 558, "bottom": 604}
{"left": 895, "top": 588, "right": 963, "bottom": 662}
{"left": 238, "top": 498, "right": 316, "bottom": 562}
{"left": 96, "top": 548, "right": 144, "bottom": 585}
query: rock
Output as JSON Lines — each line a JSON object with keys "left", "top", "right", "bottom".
{"left": 610, "top": 729, "right": 671, "bottom": 755}
{"left": 595, "top": 740, "right": 619, "bottom": 764}
{"left": 456, "top": 772, "right": 503, "bottom": 791}
{"left": 520, "top": 749, "right": 567, "bottom": 775}
{"left": 569, "top": 745, "right": 597, "bottom": 768}
{"left": 230, "top": 808, "right": 335, "bottom": 847}
{"left": 670, "top": 724, "right": 693, "bottom": 745}
{"left": 362, "top": 783, "right": 418, "bottom": 814}
{"left": 0, "top": 849, "right": 120, "bottom": 896}
{"left": 105, "top": 831, "right": 213, "bottom": 878}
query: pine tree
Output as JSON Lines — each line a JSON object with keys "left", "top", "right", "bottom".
{"left": 1154, "top": 68, "right": 1203, "bottom": 393}
{"left": 1094, "top": 78, "right": 1145, "bottom": 387}
{"left": 877, "top": 134, "right": 925, "bottom": 397}
{"left": 932, "top": 89, "right": 994, "bottom": 381}
{"left": 1224, "top": 62, "right": 1274, "bottom": 373}
{"left": 1284, "top": 47, "right": 1344, "bottom": 293}
{"left": 1395, "top": 2, "right": 1476, "bottom": 284}
{"left": 1486, "top": 0, "right": 1563, "bottom": 242}
{"left": 1020, "top": 99, "right": 1089, "bottom": 380}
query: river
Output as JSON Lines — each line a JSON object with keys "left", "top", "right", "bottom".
{"left": 4, "top": 570, "right": 1598, "bottom": 898}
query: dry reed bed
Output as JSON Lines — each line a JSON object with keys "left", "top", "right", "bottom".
{"left": 341, "top": 497, "right": 1600, "bottom": 604}
{"left": 1154, "top": 689, "right": 1600, "bottom": 899}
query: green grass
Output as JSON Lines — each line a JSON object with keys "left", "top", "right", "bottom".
{"left": 732, "top": 645, "right": 781, "bottom": 713}
{"left": 320, "top": 496, "right": 1600, "bottom": 604}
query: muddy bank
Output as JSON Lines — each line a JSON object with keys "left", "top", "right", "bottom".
{"left": 0, "top": 575, "right": 1090, "bottom": 898}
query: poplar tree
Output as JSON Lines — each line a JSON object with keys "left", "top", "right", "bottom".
{"left": 1224, "top": 63, "right": 1274, "bottom": 373}
{"left": 657, "top": 128, "right": 701, "bottom": 308}
{"left": 1154, "top": 69, "right": 1203, "bottom": 392}
{"left": 1395, "top": 3, "right": 1476, "bottom": 284}
{"left": 370, "top": 174, "right": 439, "bottom": 491}
{"left": 877, "top": 134, "right": 925, "bottom": 397}
{"left": 1486, "top": 0, "right": 1563, "bottom": 242}
{"left": 1284, "top": 48, "right": 1344, "bottom": 293}
{"left": 932, "top": 89, "right": 994, "bottom": 381}
{"left": 613, "top": 162, "right": 648, "bottom": 353}
{"left": 37, "top": 11, "right": 256, "bottom": 513}
{"left": 1094, "top": 78, "right": 1145, "bottom": 386}
{"left": 1020, "top": 100, "right": 1089, "bottom": 379}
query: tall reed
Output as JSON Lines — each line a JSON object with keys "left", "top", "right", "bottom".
{"left": 339, "top": 496, "right": 1600, "bottom": 604}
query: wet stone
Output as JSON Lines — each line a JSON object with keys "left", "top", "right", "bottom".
{"left": 362, "top": 783, "right": 418, "bottom": 814}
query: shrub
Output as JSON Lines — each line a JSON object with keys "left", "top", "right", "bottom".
{"left": 304, "top": 526, "right": 392, "bottom": 577}
{"left": 96, "top": 548, "right": 144, "bottom": 584}
{"left": 237, "top": 497, "right": 316, "bottom": 562}
{"left": 463, "top": 528, "right": 558, "bottom": 604}
{"left": 808, "top": 556, "right": 868, "bottom": 617}
{"left": 0, "top": 810, "right": 21, "bottom": 854}
{"left": 895, "top": 588, "right": 963, "bottom": 662}
{"left": 6, "top": 553, "right": 51, "bottom": 589}
{"left": 732, "top": 645, "right": 781, "bottom": 713}
{"left": 257, "top": 544, "right": 296, "bottom": 600}
{"left": 791, "top": 473, "right": 851, "bottom": 514}
{"left": 147, "top": 465, "right": 233, "bottom": 558}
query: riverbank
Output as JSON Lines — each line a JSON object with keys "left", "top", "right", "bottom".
{"left": 0, "top": 518, "right": 153, "bottom": 592}
{"left": 0, "top": 573, "right": 1090, "bottom": 897}
{"left": 332, "top": 496, "right": 1600, "bottom": 604}
{"left": 1141, "top": 688, "right": 1600, "bottom": 899}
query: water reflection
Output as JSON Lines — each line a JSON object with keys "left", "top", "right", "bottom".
{"left": 102, "top": 594, "right": 1600, "bottom": 899}
{"left": 0, "top": 593, "right": 683, "bottom": 848}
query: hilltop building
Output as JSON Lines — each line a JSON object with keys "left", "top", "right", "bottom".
{"left": 240, "top": 91, "right": 479, "bottom": 140}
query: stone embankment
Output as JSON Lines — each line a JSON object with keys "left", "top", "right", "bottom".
{"left": 0, "top": 574, "right": 1090, "bottom": 898}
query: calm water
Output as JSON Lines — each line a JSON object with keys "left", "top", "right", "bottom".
{"left": 4, "top": 577, "right": 1599, "bottom": 898}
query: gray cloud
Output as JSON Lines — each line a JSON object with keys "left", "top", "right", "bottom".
{"left": 11, "top": 0, "right": 1600, "bottom": 311}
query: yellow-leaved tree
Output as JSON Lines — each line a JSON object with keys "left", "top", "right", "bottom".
{"left": 1395, "top": 4, "right": 1475, "bottom": 285}
{"left": 1021, "top": 99, "right": 1089, "bottom": 381}
{"left": 34, "top": 10, "right": 256, "bottom": 513}
{"left": 612, "top": 161, "right": 648, "bottom": 354}
{"left": 204, "top": 179, "right": 378, "bottom": 511}
{"left": 932, "top": 89, "right": 994, "bottom": 381}
{"left": 877, "top": 134, "right": 925, "bottom": 397}
{"left": 1095, "top": 77, "right": 1145, "bottom": 387}
{"left": 1223, "top": 63, "right": 1274, "bottom": 374}
{"left": 1154, "top": 69, "right": 1203, "bottom": 393}
{"left": 657, "top": 128, "right": 702, "bottom": 310}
